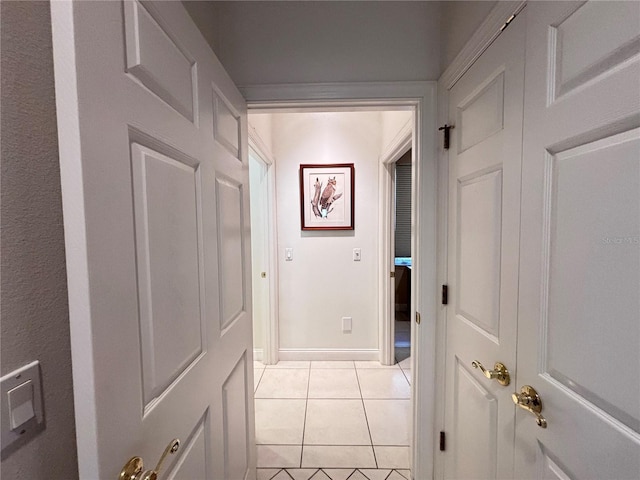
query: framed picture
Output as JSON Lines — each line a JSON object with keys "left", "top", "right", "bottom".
{"left": 299, "top": 163, "right": 355, "bottom": 230}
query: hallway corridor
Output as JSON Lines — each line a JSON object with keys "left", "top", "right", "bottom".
{"left": 254, "top": 360, "right": 412, "bottom": 480}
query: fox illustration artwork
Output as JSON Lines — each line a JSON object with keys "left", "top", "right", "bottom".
{"left": 311, "top": 176, "right": 343, "bottom": 218}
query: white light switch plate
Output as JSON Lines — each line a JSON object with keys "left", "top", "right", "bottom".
{"left": 342, "top": 317, "right": 352, "bottom": 333}
{"left": 1, "top": 361, "right": 43, "bottom": 451}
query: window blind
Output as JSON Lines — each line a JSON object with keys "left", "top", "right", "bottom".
{"left": 395, "top": 163, "right": 412, "bottom": 257}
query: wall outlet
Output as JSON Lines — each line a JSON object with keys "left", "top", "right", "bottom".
{"left": 342, "top": 317, "right": 352, "bottom": 333}
{"left": 353, "top": 248, "right": 361, "bottom": 261}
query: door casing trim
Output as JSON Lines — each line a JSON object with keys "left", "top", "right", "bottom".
{"left": 243, "top": 81, "right": 438, "bottom": 479}
{"left": 248, "top": 130, "right": 279, "bottom": 365}
{"left": 379, "top": 121, "right": 412, "bottom": 366}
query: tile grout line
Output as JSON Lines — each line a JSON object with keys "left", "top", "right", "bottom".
{"left": 299, "top": 363, "right": 312, "bottom": 468}
{"left": 396, "top": 468, "right": 410, "bottom": 480}
{"left": 265, "top": 468, "right": 282, "bottom": 480}
{"left": 347, "top": 469, "right": 365, "bottom": 480}
{"left": 254, "top": 365, "right": 266, "bottom": 394}
{"left": 354, "top": 366, "right": 378, "bottom": 469}
{"left": 258, "top": 443, "right": 407, "bottom": 447}
{"left": 397, "top": 359, "right": 411, "bottom": 387}
{"left": 257, "top": 397, "right": 408, "bottom": 400}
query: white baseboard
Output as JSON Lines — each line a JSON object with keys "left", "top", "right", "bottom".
{"left": 278, "top": 348, "right": 379, "bottom": 361}
{"left": 253, "top": 348, "right": 263, "bottom": 362}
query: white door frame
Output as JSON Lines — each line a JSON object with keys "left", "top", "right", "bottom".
{"left": 379, "top": 121, "right": 413, "bottom": 366}
{"left": 248, "top": 125, "right": 280, "bottom": 365}
{"left": 242, "top": 81, "right": 437, "bottom": 479}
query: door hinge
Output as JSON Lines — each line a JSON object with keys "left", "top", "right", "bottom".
{"left": 438, "top": 124, "right": 454, "bottom": 150}
{"left": 499, "top": 13, "right": 517, "bottom": 32}
{"left": 415, "top": 312, "right": 421, "bottom": 325}
{"left": 439, "top": 431, "right": 446, "bottom": 451}
{"left": 390, "top": 271, "right": 395, "bottom": 278}
{"left": 442, "top": 285, "right": 448, "bottom": 305}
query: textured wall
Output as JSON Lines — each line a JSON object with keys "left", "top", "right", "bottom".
{"left": 0, "top": 1, "right": 78, "bottom": 478}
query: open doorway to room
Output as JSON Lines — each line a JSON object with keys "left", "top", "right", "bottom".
{"left": 247, "top": 106, "right": 418, "bottom": 480}
{"left": 248, "top": 150, "right": 270, "bottom": 364}
{"left": 394, "top": 150, "right": 412, "bottom": 365}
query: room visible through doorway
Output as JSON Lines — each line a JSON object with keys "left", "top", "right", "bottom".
{"left": 247, "top": 107, "right": 416, "bottom": 478}
{"left": 394, "top": 149, "right": 412, "bottom": 364}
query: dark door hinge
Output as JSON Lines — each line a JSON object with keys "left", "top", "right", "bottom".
{"left": 442, "top": 285, "right": 448, "bottom": 305}
{"left": 438, "top": 124, "right": 454, "bottom": 150}
{"left": 440, "top": 431, "right": 446, "bottom": 451}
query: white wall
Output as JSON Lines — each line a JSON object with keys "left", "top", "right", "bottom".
{"left": 0, "top": 1, "right": 78, "bottom": 478}
{"left": 272, "top": 112, "right": 383, "bottom": 353}
{"left": 439, "top": 0, "right": 497, "bottom": 72}
{"left": 185, "top": 1, "right": 442, "bottom": 85}
{"left": 381, "top": 110, "right": 413, "bottom": 152}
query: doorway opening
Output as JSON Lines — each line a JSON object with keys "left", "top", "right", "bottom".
{"left": 242, "top": 80, "right": 435, "bottom": 475}
{"left": 394, "top": 149, "right": 412, "bottom": 365}
{"left": 242, "top": 79, "right": 437, "bottom": 480}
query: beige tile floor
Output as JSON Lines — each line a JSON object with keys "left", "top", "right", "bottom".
{"left": 254, "top": 360, "right": 412, "bottom": 480}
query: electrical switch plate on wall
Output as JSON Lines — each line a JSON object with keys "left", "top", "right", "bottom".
{"left": 1, "top": 361, "right": 44, "bottom": 451}
{"left": 353, "top": 248, "right": 361, "bottom": 261}
{"left": 342, "top": 317, "right": 352, "bottom": 333}
{"left": 285, "top": 248, "right": 293, "bottom": 261}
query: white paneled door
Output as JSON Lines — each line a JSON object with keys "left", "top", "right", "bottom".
{"left": 515, "top": 2, "right": 640, "bottom": 478}
{"left": 51, "top": 1, "right": 254, "bottom": 478}
{"left": 443, "top": 11, "right": 526, "bottom": 479}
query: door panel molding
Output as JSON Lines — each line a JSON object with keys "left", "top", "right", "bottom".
{"left": 123, "top": 0, "right": 197, "bottom": 122}
{"left": 540, "top": 130, "right": 640, "bottom": 434}
{"left": 452, "top": 358, "right": 498, "bottom": 480}
{"left": 548, "top": 1, "right": 640, "bottom": 103}
{"left": 456, "top": 168, "right": 503, "bottom": 340}
{"left": 516, "top": 2, "right": 640, "bottom": 477}
{"left": 166, "top": 410, "right": 211, "bottom": 480}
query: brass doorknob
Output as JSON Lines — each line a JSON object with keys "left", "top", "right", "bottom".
{"left": 119, "top": 438, "right": 180, "bottom": 480}
{"left": 471, "top": 360, "right": 511, "bottom": 386}
{"left": 512, "top": 385, "right": 547, "bottom": 428}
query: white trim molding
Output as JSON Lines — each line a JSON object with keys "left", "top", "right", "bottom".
{"left": 378, "top": 122, "right": 412, "bottom": 366}
{"left": 380, "top": 117, "right": 413, "bottom": 166}
{"left": 278, "top": 349, "right": 379, "bottom": 361}
{"left": 243, "top": 81, "right": 438, "bottom": 480}
{"left": 248, "top": 122, "right": 275, "bottom": 166}
{"left": 241, "top": 81, "right": 435, "bottom": 107}
{"left": 248, "top": 132, "right": 280, "bottom": 366}
{"left": 439, "top": 1, "right": 527, "bottom": 90}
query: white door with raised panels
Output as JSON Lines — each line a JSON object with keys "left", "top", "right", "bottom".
{"left": 51, "top": 1, "right": 254, "bottom": 478}
{"left": 443, "top": 10, "right": 526, "bottom": 479}
{"left": 515, "top": 2, "right": 640, "bottom": 477}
